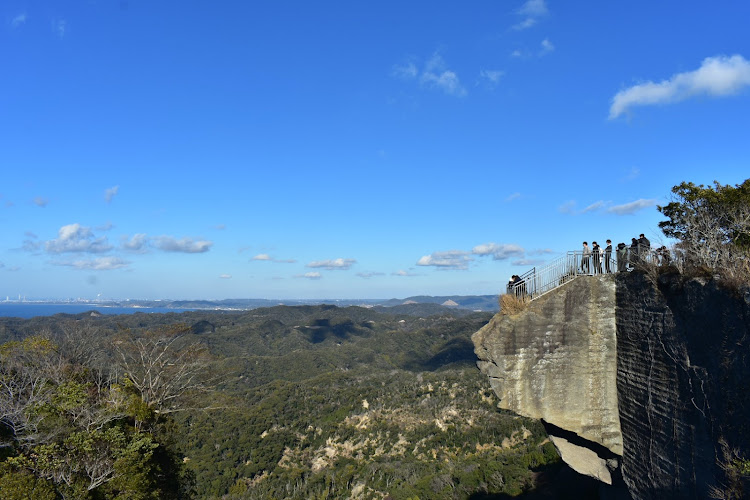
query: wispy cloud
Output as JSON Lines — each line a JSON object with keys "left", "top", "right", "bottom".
{"left": 11, "top": 13, "right": 27, "bottom": 28}
{"left": 417, "top": 250, "right": 473, "bottom": 270}
{"left": 44, "top": 224, "right": 112, "bottom": 254}
{"left": 479, "top": 69, "right": 505, "bottom": 88}
{"left": 472, "top": 243, "right": 525, "bottom": 260}
{"left": 219, "top": 274, "right": 232, "bottom": 279}
{"left": 296, "top": 272, "right": 322, "bottom": 280}
{"left": 54, "top": 19, "right": 67, "bottom": 38}
{"left": 97, "top": 222, "right": 114, "bottom": 231}
{"left": 540, "top": 38, "right": 555, "bottom": 55}
{"left": 393, "top": 53, "right": 467, "bottom": 97}
{"left": 33, "top": 196, "right": 49, "bottom": 207}
{"left": 621, "top": 167, "right": 640, "bottom": 182}
{"left": 512, "top": 258, "right": 546, "bottom": 266}
{"left": 104, "top": 185, "right": 119, "bottom": 203}
{"left": 512, "top": 0, "right": 548, "bottom": 30}
{"left": 252, "top": 254, "right": 296, "bottom": 263}
{"left": 392, "top": 269, "right": 420, "bottom": 277}
{"left": 558, "top": 200, "right": 577, "bottom": 214}
{"left": 55, "top": 257, "right": 130, "bottom": 271}
{"left": 152, "top": 236, "right": 212, "bottom": 253}
{"left": 609, "top": 54, "right": 750, "bottom": 119}
{"left": 582, "top": 200, "right": 607, "bottom": 213}
{"left": 606, "top": 198, "right": 657, "bottom": 215}
{"left": 307, "top": 258, "right": 356, "bottom": 270}
{"left": 505, "top": 192, "right": 521, "bottom": 202}
{"left": 356, "top": 271, "right": 385, "bottom": 279}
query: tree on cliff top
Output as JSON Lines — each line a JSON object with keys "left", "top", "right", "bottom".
{"left": 658, "top": 179, "right": 750, "bottom": 275}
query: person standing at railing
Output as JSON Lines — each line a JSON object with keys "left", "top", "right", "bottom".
{"left": 605, "top": 240, "right": 613, "bottom": 273}
{"left": 630, "top": 237, "right": 639, "bottom": 268}
{"left": 592, "top": 242, "right": 602, "bottom": 274}
{"left": 616, "top": 243, "right": 628, "bottom": 272}
{"left": 638, "top": 233, "right": 651, "bottom": 263}
{"left": 581, "top": 242, "right": 591, "bottom": 274}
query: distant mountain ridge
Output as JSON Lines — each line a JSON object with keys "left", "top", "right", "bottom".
{"left": 13, "top": 295, "right": 500, "bottom": 314}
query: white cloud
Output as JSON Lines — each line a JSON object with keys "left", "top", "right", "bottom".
{"left": 97, "top": 221, "right": 114, "bottom": 231}
{"left": 393, "top": 269, "right": 419, "bottom": 277}
{"left": 582, "top": 200, "right": 606, "bottom": 213}
{"left": 11, "top": 13, "right": 27, "bottom": 28}
{"left": 472, "top": 243, "right": 525, "bottom": 260}
{"left": 512, "top": 18, "right": 536, "bottom": 31}
{"left": 215, "top": 224, "right": 226, "bottom": 230}
{"left": 558, "top": 200, "right": 577, "bottom": 214}
{"left": 505, "top": 192, "right": 521, "bottom": 202}
{"left": 55, "top": 257, "right": 130, "bottom": 271}
{"left": 422, "top": 53, "right": 466, "bottom": 97}
{"left": 33, "top": 196, "right": 49, "bottom": 207}
{"left": 307, "top": 258, "right": 356, "bottom": 270}
{"left": 392, "top": 61, "right": 418, "bottom": 79}
{"left": 121, "top": 234, "right": 149, "bottom": 252}
{"left": 394, "top": 53, "right": 466, "bottom": 97}
{"left": 511, "top": 50, "right": 523, "bottom": 58}
{"left": 540, "top": 38, "right": 555, "bottom": 55}
{"left": 44, "top": 224, "right": 112, "bottom": 254}
{"left": 54, "top": 19, "right": 66, "bottom": 38}
{"left": 518, "top": 0, "right": 548, "bottom": 17}
{"left": 512, "top": 258, "right": 546, "bottom": 266}
{"left": 219, "top": 274, "right": 232, "bottom": 279}
{"left": 356, "top": 272, "right": 385, "bottom": 279}
{"left": 253, "top": 254, "right": 296, "bottom": 263}
{"left": 104, "top": 185, "right": 119, "bottom": 203}
{"left": 609, "top": 55, "right": 750, "bottom": 119}
{"left": 152, "top": 236, "right": 212, "bottom": 253}
{"left": 479, "top": 69, "right": 505, "bottom": 88}
{"left": 606, "top": 198, "right": 658, "bottom": 215}
{"left": 297, "top": 272, "right": 322, "bottom": 280}
{"left": 529, "top": 248, "right": 556, "bottom": 256}
{"left": 513, "top": 0, "right": 548, "bottom": 30}
{"left": 417, "top": 250, "right": 473, "bottom": 270}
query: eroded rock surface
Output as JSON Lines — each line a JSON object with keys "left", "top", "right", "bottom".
{"left": 472, "top": 275, "right": 622, "bottom": 455}
{"left": 616, "top": 272, "right": 750, "bottom": 499}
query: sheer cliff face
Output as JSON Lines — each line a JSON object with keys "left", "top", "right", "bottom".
{"left": 472, "top": 276, "right": 623, "bottom": 456}
{"left": 616, "top": 272, "right": 750, "bottom": 499}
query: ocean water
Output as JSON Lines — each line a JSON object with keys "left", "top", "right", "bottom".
{"left": 0, "top": 303, "right": 194, "bottom": 319}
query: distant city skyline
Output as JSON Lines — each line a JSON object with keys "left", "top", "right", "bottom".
{"left": 1, "top": 1, "right": 749, "bottom": 300}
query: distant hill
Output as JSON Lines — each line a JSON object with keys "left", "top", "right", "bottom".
{"left": 379, "top": 294, "right": 499, "bottom": 312}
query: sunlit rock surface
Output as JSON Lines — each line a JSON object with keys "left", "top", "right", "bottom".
{"left": 472, "top": 275, "right": 622, "bottom": 455}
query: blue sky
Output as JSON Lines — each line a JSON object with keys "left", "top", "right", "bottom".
{"left": 1, "top": 1, "right": 749, "bottom": 301}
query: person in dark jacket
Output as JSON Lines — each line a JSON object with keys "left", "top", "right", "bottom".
{"left": 630, "top": 238, "right": 639, "bottom": 268}
{"left": 638, "top": 233, "right": 651, "bottom": 263}
{"left": 616, "top": 243, "right": 628, "bottom": 272}
{"left": 604, "top": 240, "right": 613, "bottom": 273}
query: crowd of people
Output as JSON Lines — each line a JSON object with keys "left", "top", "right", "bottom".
{"left": 506, "top": 234, "right": 673, "bottom": 298}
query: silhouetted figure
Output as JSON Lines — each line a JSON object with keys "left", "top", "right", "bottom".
{"left": 616, "top": 243, "right": 628, "bottom": 272}
{"left": 639, "top": 233, "right": 651, "bottom": 263}
{"left": 605, "top": 239, "right": 613, "bottom": 273}
{"left": 592, "top": 242, "right": 602, "bottom": 274}
{"left": 630, "top": 238, "right": 639, "bottom": 267}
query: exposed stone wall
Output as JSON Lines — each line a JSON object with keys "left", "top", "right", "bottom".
{"left": 616, "top": 271, "right": 750, "bottom": 499}
{"left": 473, "top": 275, "right": 622, "bottom": 455}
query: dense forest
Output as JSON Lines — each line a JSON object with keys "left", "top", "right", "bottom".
{"left": 0, "top": 304, "right": 576, "bottom": 499}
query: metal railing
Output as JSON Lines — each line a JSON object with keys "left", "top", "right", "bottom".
{"left": 506, "top": 250, "right": 622, "bottom": 300}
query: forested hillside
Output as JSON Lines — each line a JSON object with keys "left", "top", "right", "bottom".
{"left": 0, "top": 305, "right": 570, "bottom": 499}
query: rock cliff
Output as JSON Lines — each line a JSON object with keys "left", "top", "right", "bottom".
{"left": 616, "top": 271, "right": 750, "bottom": 499}
{"left": 472, "top": 275, "right": 622, "bottom": 482}
{"left": 474, "top": 270, "right": 750, "bottom": 498}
